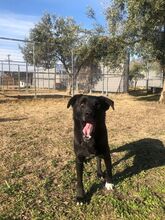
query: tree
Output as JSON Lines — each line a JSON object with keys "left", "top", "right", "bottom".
{"left": 105, "top": 0, "right": 165, "bottom": 102}
{"left": 20, "top": 14, "right": 55, "bottom": 68}
{"left": 129, "top": 61, "right": 145, "bottom": 89}
{"left": 86, "top": 5, "right": 129, "bottom": 90}
{"left": 21, "top": 13, "right": 107, "bottom": 93}
{"left": 20, "top": 13, "right": 84, "bottom": 71}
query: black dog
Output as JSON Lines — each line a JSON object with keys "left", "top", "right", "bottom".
{"left": 67, "top": 94, "right": 114, "bottom": 203}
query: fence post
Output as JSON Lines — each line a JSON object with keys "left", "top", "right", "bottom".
{"left": 102, "top": 64, "right": 104, "bottom": 94}
{"left": 33, "top": 42, "right": 37, "bottom": 98}
{"left": 18, "top": 65, "right": 20, "bottom": 93}
{"left": 54, "top": 63, "right": 56, "bottom": 90}
{"left": 146, "top": 62, "right": 150, "bottom": 93}
{"left": 1, "top": 61, "right": 4, "bottom": 93}
{"left": 71, "top": 50, "right": 74, "bottom": 96}
{"left": 26, "top": 62, "right": 28, "bottom": 93}
{"left": 37, "top": 67, "right": 39, "bottom": 89}
{"left": 106, "top": 73, "right": 109, "bottom": 96}
{"left": 48, "top": 68, "right": 50, "bottom": 90}
{"left": 0, "top": 63, "right": 1, "bottom": 90}
{"left": 43, "top": 71, "right": 44, "bottom": 89}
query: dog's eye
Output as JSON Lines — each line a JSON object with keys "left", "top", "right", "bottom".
{"left": 80, "top": 103, "right": 85, "bottom": 108}
{"left": 94, "top": 102, "right": 100, "bottom": 110}
{"left": 95, "top": 102, "right": 100, "bottom": 109}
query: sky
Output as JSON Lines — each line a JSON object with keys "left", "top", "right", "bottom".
{"left": 0, "top": 0, "right": 108, "bottom": 61}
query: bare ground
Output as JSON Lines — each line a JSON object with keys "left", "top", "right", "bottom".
{"left": 0, "top": 92, "right": 165, "bottom": 219}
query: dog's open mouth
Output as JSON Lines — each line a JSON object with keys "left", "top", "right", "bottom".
{"left": 82, "top": 122, "right": 94, "bottom": 141}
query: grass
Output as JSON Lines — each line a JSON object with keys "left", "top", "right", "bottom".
{"left": 0, "top": 92, "right": 165, "bottom": 219}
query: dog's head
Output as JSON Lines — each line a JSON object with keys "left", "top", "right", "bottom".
{"left": 67, "top": 94, "right": 114, "bottom": 141}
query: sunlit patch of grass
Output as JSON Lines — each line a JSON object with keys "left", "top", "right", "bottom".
{"left": 0, "top": 95, "right": 165, "bottom": 219}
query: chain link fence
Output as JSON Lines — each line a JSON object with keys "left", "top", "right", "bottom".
{"left": 0, "top": 59, "right": 130, "bottom": 98}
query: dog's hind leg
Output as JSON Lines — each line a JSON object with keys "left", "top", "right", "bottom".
{"left": 96, "top": 157, "right": 104, "bottom": 178}
{"left": 76, "top": 156, "right": 85, "bottom": 203}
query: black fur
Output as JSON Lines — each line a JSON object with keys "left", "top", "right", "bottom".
{"left": 67, "top": 94, "right": 114, "bottom": 203}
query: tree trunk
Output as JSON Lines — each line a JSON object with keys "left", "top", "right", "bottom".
{"left": 134, "top": 80, "right": 137, "bottom": 90}
{"left": 159, "top": 80, "right": 165, "bottom": 103}
{"left": 159, "top": 24, "right": 165, "bottom": 104}
{"left": 66, "top": 76, "right": 72, "bottom": 95}
{"left": 159, "top": 64, "right": 165, "bottom": 103}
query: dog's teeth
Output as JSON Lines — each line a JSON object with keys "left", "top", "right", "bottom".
{"left": 105, "top": 182, "right": 114, "bottom": 190}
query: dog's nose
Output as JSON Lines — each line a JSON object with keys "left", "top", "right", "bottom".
{"left": 85, "top": 110, "right": 92, "bottom": 117}
{"left": 85, "top": 112, "right": 89, "bottom": 116}
{"left": 84, "top": 109, "right": 93, "bottom": 120}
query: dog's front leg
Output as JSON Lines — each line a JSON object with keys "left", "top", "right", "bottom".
{"left": 103, "top": 154, "right": 114, "bottom": 190}
{"left": 96, "top": 157, "right": 104, "bottom": 178}
{"left": 76, "top": 156, "right": 85, "bottom": 203}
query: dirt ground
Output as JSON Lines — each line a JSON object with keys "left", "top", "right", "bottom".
{"left": 0, "top": 92, "right": 165, "bottom": 219}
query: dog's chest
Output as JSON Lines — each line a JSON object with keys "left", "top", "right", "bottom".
{"left": 81, "top": 138, "right": 96, "bottom": 156}
{"left": 74, "top": 137, "right": 97, "bottom": 158}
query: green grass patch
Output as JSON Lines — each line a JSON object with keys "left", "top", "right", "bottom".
{"left": 0, "top": 97, "right": 165, "bottom": 219}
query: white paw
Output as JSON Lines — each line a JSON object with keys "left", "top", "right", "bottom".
{"left": 76, "top": 202, "right": 83, "bottom": 206}
{"left": 105, "top": 182, "right": 114, "bottom": 190}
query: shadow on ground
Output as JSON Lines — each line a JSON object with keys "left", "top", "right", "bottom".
{"left": 112, "top": 138, "right": 165, "bottom": 183}
{"left": 0, "top": 117, "right": 28, "bottom": 122}
{"left": 85, "top": 181, "right": 105, "bottom": 203}
{"left": 86, "top": 138, "right": 165, "bottom": 203}
{"left": 129, "top": 90, "right": 161, "bottom": 102}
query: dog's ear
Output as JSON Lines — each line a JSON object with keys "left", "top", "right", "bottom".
{"left": 99, "top": 96, "right": 114, "bottom": 111}
{"left": 67, "top": 94, "right": 83, "bottom": 108}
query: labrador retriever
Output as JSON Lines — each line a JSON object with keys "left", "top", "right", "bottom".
{"left": 67, "top": 94, "right": 114, "bottom": 203}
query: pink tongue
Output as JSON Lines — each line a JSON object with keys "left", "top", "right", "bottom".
{"left": 83, "top": 123, "right": 93, "bottom": 137}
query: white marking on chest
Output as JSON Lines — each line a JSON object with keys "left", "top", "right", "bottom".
{"left": 105, "top": 182, "right": 114, "bottom": 190}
